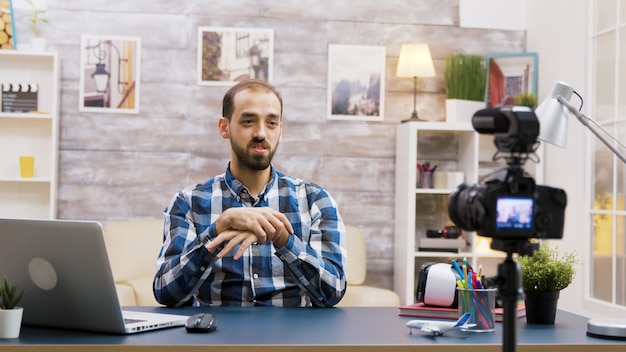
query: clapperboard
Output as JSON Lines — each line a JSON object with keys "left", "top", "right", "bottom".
{"left": 1, "top": 83, "right": 39, "bottom": 113}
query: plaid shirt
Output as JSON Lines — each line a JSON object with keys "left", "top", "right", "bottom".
{"left": 154, "top": 165, "right": 347, "bottom": 307}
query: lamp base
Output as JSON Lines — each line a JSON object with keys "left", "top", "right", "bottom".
{"left": 402, "top": 111, "right": 428, "bottom": 123}
{"left": 587, "top": 318, "right": 626, "bottom": 340}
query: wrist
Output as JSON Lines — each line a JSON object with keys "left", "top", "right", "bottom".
{"left": 274, "top": 233, "right": 291, "bottom": 249}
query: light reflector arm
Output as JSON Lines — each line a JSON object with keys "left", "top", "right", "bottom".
{"left": 557, "top": 95, "right": 626, "bottom": 164}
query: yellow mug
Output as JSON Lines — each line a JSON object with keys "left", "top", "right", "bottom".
{"left": 19, "top": 156, "right": 35, "bottom": 178}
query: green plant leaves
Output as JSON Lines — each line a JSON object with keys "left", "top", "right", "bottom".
{"left": 0, "top": 277, "right": 25, "bottom": 309}
{"left": 444, "top": 54, "right": 486, "bottom": 102}
{"left": 519, "top": 243, "right": 578, "bottom": 292}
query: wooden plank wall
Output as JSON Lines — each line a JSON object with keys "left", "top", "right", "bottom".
{"left": 29, "top": 0, "right": 525, "bottom": 290}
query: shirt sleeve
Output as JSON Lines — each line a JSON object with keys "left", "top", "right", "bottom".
{"left": 152, "top": 190, "right": 219, "bottom": 307}
{"left": 275, "top": 186, "right": 347, "bottom": 307}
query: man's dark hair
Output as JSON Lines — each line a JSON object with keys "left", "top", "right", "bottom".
{"left": 222, "top": 79, "right": 283, "bottom": 120}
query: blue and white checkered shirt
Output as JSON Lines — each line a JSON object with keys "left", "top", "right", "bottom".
{"left": 154, "top": 165, "right": 347, "bottom": 307}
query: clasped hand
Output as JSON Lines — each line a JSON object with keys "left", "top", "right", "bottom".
{"left": 206, "top": 207, "right": 294, "bottom": 260}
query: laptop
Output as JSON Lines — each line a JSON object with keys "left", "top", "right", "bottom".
{"left": 0, "top": 218, "right": 189, "bottom": 334}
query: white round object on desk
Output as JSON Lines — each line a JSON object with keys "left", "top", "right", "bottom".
{"left": 587, "top": 318, "right": 626, "bottom": 340}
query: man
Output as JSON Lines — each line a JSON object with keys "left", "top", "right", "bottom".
{"left": 153, "top": 79, "right": 347, "bottom": 307}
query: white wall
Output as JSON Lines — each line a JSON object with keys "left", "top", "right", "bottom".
{"left": 526, "top": 0, "right": 591, "bottom": 317}
{"left": 460, "top": 0, "right": 527, "bottom": 30}
{"left": 464, "top": 0, "right": 626, "bottom": 318}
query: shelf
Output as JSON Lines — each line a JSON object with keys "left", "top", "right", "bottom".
{"left": 394, "top": 121, "right": 480, "bottom": 305}
{"left": 414, "top": 251, "right": 473, "bottom": 257}
{"left": 415, "top": 188, "right": 454, "bottom": 194}
{"left": 0, "top": 112, "right": 54, "bottom": 119}
{"left": 394, "top": 120, "right": 545, "bottom": 305}
{"left": 0, "top": 178, "right": 53, "bottom": 183}
{"left": 0, "top": 51, "right": 59, "bottom": 220}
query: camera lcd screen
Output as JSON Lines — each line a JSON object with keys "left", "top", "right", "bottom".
{"left": 495, "top": 197, "right": 534, "bottom": 231}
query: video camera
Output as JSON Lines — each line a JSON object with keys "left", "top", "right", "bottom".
{"left": 447, "top": 106, "right": 567, "bottom": 249}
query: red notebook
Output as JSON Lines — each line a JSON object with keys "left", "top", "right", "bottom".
{"left": 398, "top": 302, "right": 526, "bottom": 322}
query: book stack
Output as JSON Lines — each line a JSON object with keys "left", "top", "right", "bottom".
{"left": 398, "top": 302, "right": 526, "bottom": 322}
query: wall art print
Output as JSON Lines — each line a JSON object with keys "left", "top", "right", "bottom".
{"left": 197, "top": 27, "right": 274, "bottom": 86}
{"left": 327, "top": 44, "right": 386, "bottom": 121}
{"left": 79, "top": 35, "right": 141, "bottom": 114}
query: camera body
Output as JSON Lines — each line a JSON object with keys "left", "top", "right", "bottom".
{"left": 448, "top": 106, "right": 567, "bottom": 241}
{"left": 448, "top": 167, "right": 567, "bottom": 239}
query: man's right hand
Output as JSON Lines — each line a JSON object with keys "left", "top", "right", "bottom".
{"left": 208, "top": 207, "right": 294, "bottom": 258}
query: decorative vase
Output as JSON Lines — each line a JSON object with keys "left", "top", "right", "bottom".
{"left": 29, "top": 37, "right": 47, "bottom": 52}
{"left": 524, "top": 290, "right": 560, "bottom": 324}
{"left": 445, "top": 99, "right": 485, "bottom": 124}
{"left": 0, "top": 307, "right": 24, "bottom": 339}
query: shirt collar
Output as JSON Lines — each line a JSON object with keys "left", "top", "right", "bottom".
{"left": 224, "top": 163, "right": 277, "bottom": 199}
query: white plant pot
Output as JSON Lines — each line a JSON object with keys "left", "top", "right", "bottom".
{"left": 29, "top": 37, "right": 47, "bottom": 52}
{"left": 0, "top": 307, "right": 24, "bottom": 339}
{"left": 445, "top": 99, "right": 485, "bottom": 124}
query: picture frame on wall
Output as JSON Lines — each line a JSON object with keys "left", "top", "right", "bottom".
{"left": 197, "top": 27, "right": 274, "bottom": 86}
{"left": 0, "top": 0, "right": 16, "bottom": 50}
{"left": 485, "top": 52, "right": 538, "bottom": 108}
{"left": 79, "top": 35, "right": 141, "bottom": 114}
{"left": 327, "top": 44, "right": 386, "bottom": 121}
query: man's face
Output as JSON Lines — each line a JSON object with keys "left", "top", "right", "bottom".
{"left": 222, "top": 89, "right": 282, "bottom": 171}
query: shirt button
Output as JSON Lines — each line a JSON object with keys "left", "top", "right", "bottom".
{"left": 200, "top": 266, "right": 205, "bottom": 271}
{"left": 253, "top": 273, "right": 259, "bottom": 279}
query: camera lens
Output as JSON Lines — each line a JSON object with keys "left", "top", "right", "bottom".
{"left": 447, "top": 183, "right": 486, "bottom": 232}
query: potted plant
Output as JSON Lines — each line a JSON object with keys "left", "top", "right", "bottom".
{"left": 514, "top": 92, "right": 538, "bottom": 109}
{"left": 25, "top": 0, "right": 48, "bottom": 51}
{"left": 444, "top": 53, "right": 487, "bottom": 124}
{"left": 518, "top": 243, "right": 578, "bottom": 324}
{"left": 0, "top": 277, "right": 26, "bottom": 339}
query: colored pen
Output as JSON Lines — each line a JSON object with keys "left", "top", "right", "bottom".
{"left": 451, "top": 259, "right": 464, "bottom": 279}
{"left": 462, "top": 257, "right": 468, "bottom": 288}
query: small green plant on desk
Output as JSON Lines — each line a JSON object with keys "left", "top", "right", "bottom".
{"left": 0, "top": 277, "right": 25, "bottom": 310}
{"left": 518, "top": 242, "right": 578, "bottom": 292}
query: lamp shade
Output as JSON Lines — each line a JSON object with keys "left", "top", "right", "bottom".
{"left": 396, "top": 44, "right": 436, "bottom": 78}
{"left": 535, "top": 81, "right": 575, "bottom": 148}
{"left": 91, "top": 63, "right": 110, "bottom": 93}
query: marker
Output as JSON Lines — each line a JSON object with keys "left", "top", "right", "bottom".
{"left": 462, "top": 257, "right": 468, "bottom": 288}
{"left": 451, "top": 259, "right": 464, "bottom": 279}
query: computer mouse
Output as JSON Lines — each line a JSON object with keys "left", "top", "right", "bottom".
{"left": 185, "top": 313, "right": 217, "bottom": 333}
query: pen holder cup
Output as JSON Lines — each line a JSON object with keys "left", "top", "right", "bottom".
{"left": 19, "top": 156, "right": 35, "bottom": 178}
{"left": 417, "top": 171, "right": 434, "bottom": 189}
{"left": 457, "top": 288, "right": 496, "bottom": 332}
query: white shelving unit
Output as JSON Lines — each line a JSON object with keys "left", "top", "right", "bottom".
{"left": 0, "top": 51, "right": 60, "bottom": 219}
{"left": 393, "top": 120, "right": 545, "bottom": 305}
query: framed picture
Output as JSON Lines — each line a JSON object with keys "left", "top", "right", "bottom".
{"left": 327, "top": 44, "right": 386, "bottom": 121}
{"left": 485, "top": 52, "right": 538, "bottom": 108}
{"left": 197, "top": 27, "right": 274, "bottom": 86}
{"left": 0, "top": 0, "right": 16, "bottom": 49}
{"left": 79, "top": 35, "right": 141, "bottom": 114}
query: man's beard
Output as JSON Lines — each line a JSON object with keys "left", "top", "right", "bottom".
{"left": 231, "top": 138, "right": 278, "bottom": 171}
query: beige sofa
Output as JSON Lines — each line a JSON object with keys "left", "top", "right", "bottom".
{"left": 103, "top": 219, "right": 163, "bottom": 306}
{"left": 335, "top": 225, "right": 401, "bottom": 307}
{"left": 103, "top": 220, "right": 399, "bottom": 307}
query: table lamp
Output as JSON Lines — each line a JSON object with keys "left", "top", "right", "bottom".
{"left": 535, "top": 81, "right": 626, "bottom": 164}
{"left": 396, "top": 44, "right": 436, "bottom": 122}
{"left": 535, "top": 81, "right": 626, "bottom": 340}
